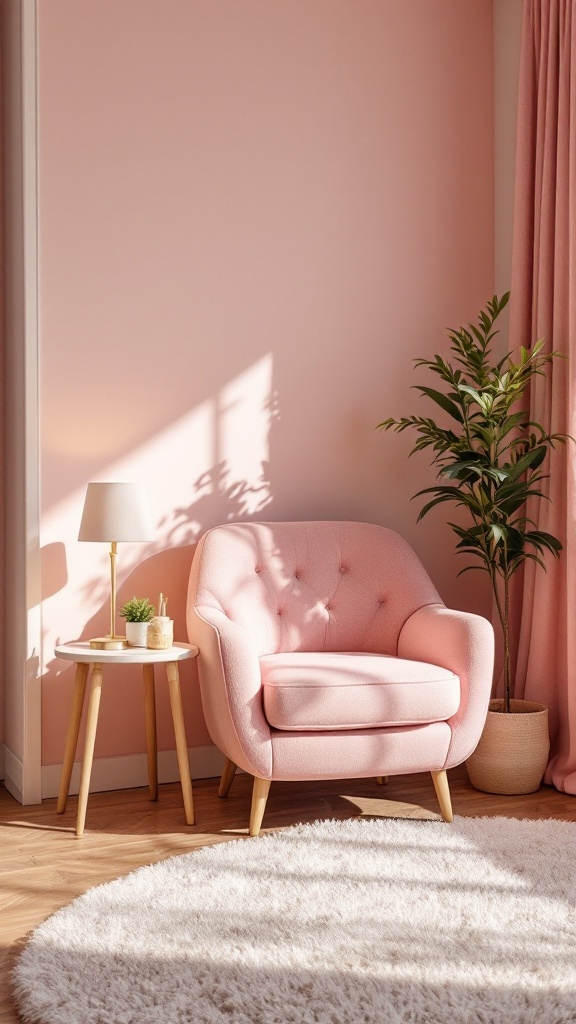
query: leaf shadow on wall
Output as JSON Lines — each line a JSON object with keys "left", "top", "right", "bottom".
{"left": 70, "top": 456, "right": 274, "bottom": 643}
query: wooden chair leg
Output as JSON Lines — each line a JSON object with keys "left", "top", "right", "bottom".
{"left": 249, "top": 777, "right": 271, "bottom": 837}
{"left": 218, "top": 757, "right": 237, "bottom": 797}
{"left": 431, "top": 769, "right": 453, "bottom": 822}
{"left": 376, "top": 776, "right": 389, "bottom": 785}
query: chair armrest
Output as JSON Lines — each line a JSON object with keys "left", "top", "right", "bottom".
{"left": 188, "top": 606, "right": 273, "bottom": 779}
{"left": 398, "top": 603, "right": 494, "bottom": 767}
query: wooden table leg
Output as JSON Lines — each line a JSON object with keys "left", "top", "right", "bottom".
{"left": 165, "top": 661, "right": 195, "bottom": 825}
{"left": 75, "top": 664, "right": 104, "bottom": 837}
{"left": 57, "top": 662, "right": 89, "bottom": 814}
{"left": 142, "top": 663, "right": 158, "bottom": 801}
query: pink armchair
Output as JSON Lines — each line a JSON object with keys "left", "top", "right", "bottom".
{"left": 187, "top": 521, "right": 494, "bottom": 835}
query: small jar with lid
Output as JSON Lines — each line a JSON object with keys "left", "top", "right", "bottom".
{"left": 147, "top": 616, "right": 174, "bottom": 650}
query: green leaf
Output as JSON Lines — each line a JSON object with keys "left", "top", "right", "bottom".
{"left": 456, "top": 564, "right": 489, "bottom": 577}
{"left": 525, "top": 530, "right": 563, "bottom": 555}
{"left": 505, "top": 527, "right": 525, "bottom": 552}
{"left": 455, "top": 550, "right": 491, "bottom": 563}
{"left": 414, "top": 484, "right": 464, "bottom": 497}
{"left": 506, "top": 445, "right": 548, "bottom": 482}
{"left": 497, "top": 410, "right": 529, "bottom": 440}
{"left": 453, "top": 534, "right": 485, "bottom": 550}
{"left": 413, "top": 386, "right": 464, "bottom": 422}
{"left": 440, "top": 461, "right": 484, "bottom": 480}
{"left": 520, "top": 552, "right": 547, "bottom": 571}
{"left": 416, "top": 493, "right": 463, "bottom": 520}
{"left": 457, "top": 384, "right": 483, "bottom": 403}
{"left": 496, "top": 495, "right": 532, "bottom": 516}
{"left": 484, "top": 467, "right": 510, "bottom": 483}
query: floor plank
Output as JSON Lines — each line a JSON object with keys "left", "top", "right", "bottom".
{"left": 1, "top": 767, "right": 575, "bottom": 1022}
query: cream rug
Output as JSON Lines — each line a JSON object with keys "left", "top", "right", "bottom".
{"left": 13, "top": 815, "right": 576, "bottom": 1024}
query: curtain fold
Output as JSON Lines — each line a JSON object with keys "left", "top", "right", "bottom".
{"left": 509, "top": 0, "right": 576, "bottom": 791}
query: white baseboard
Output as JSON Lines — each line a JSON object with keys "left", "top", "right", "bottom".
{"left": 41, "top": 744, "right": 227, "bottom": 800}
{"left": 4, "top": 746, "right": 24, "bottom": 803}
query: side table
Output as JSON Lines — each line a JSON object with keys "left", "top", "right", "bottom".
{"left": 55, "top": 641, "right": 199, "bottom": 836}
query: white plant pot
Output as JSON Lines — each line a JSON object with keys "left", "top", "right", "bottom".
{"left": 125, "top": 621, "right": 150, "bottom": 647}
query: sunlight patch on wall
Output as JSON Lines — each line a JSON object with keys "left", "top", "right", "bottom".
{"left": 40, "top": 399, "right": 215, "bottom": 669}
{"left": 40, "top": 356, "right": 275, "bottom": 668}
{"left": 218, "top": 354, "right": 274, "bottom": 517}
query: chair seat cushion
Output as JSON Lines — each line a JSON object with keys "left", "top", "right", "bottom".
{"left": 260, "top": 652, "right": 460, "bottom": 731}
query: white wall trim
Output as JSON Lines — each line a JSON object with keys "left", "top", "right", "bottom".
{"left": 41, "top": 744, "right": 228, "bottom": 800}
{"left": 2, "top": 0, "right": 42, "bottom": 805}
{"left": 22, "top": 0, "right": 42, "bottom": 805}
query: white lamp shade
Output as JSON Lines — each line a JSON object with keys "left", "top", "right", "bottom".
{"left": 78, "top": 482, "right": 154, "bottom": 543}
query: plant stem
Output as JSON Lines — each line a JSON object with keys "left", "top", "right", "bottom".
{"left": 491, "top": 568, "right": 511, "bottom": 713}
{"left": 503, "top": 574, "right": 511, "bottom": 713}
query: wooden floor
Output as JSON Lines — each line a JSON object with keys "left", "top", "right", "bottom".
{"left": 1, "top": 766, "right": 575, "bottom": 1022}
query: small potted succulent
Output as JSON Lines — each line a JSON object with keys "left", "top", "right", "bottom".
{"left": 120, "top": 596, "right": 155, "bottom": 647}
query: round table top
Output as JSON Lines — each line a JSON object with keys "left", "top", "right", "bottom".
{"left": 55, "top": 641, "right": 199, "bottom": 665}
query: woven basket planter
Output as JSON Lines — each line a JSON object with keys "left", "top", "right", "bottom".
{"left": 466, "top": 698, "right": 550, "bottom": 795}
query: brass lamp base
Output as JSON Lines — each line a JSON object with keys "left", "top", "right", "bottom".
{"left": 89, "top": 637, "right": 127, "bottom": 651}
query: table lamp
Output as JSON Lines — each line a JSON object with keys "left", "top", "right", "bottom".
{"left": 78, "top": 481, "right": 154, "bottom": 650}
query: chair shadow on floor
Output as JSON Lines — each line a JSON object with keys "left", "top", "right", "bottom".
{"left": 0, "top": 770, "right": 455, "bottom": 840}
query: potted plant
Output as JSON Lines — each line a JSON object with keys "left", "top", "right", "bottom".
{"left": 120, "top": 596, "right": 155, "bottom": 647}
{"left": 379, "top": 292, "right": 568, "bottom": 794}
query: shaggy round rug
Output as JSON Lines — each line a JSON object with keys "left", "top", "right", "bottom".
{"left": 13, "top": 815, "right": 576, "bottom": 1024}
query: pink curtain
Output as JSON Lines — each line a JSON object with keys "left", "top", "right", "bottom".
{"left": 509, "top": 0, "right": 576, "bottom": 791}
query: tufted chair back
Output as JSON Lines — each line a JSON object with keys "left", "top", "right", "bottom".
{"left": 189, "top": 520, "right": 442, "bottom": 657}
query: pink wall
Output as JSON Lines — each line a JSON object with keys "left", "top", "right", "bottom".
{"left": 37, "top": 1, "right": 494, "bottom": 770}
